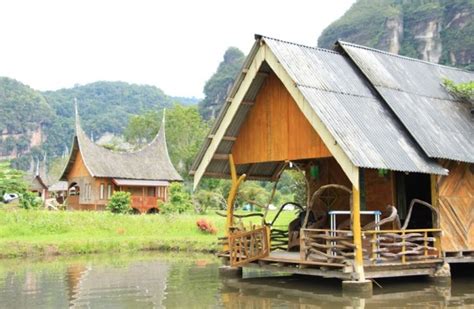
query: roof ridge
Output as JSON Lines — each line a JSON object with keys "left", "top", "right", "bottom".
{"left": 296, "top": 83, "right": 374, "bottom": 99}
{"left": 338, "top": 40, "right": 473, "bottom": 73}
{"left": 257, "top": 34, "right": 340, "bottom": 55}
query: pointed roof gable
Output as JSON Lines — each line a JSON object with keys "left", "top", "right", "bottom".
{"left": 337, "top": 41, "right": 474, "bottom": 164}
{"left": 191, "top": 35, "right": 447, "bottom": 189}
{"left": 60, "top": 106, "right": 182, "bottom": 182}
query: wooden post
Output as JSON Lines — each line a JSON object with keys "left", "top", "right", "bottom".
{"left": 352, "top": 185, "right": 365, "bottom": 281}
{"left": 371, "top": 233, "right": 376, "bottom": 262}
{"left": 430, "top": 174, "right": 442, "bottom": 256}
{"left": 224, "top": 154, "right": 246, "bottom": 251}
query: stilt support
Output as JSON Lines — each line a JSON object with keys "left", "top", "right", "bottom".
{"left": 429, "top": 262, "right": 451, "bottom": 285}
{"left": 342, "top": 280, "right": 373, "bottom": 297}
{"left": 219, "top": 266, "right": 243, "bottom": 278}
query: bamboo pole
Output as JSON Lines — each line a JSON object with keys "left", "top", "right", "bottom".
{"left": 224, "top": 154, "right": 246, "bottom": 251}
{"left": 352, "top": 185, "right": 365, "bottom": 281}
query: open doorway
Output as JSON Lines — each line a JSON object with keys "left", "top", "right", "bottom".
{"left": 395, "top": 172, "right": 432, "bottom": 229}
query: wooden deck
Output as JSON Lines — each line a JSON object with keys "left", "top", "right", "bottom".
{"left": 221, "top": 250, "right": 444, "bottom": 280}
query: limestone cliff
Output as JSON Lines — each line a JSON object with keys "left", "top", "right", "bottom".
{"left": 318, "top": 0, "right": 473, "bottom": 70}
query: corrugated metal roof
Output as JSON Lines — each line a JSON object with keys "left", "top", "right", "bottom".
{"left": 339, "top": 41, "right": 474, "bottom": 164}
{"left": 190, "top": 36, "right": 449, "bottom": 186}
{"left": 265, "top": 37, "right": 446, "bottom": 174}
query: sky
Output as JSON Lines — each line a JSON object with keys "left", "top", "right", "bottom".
{"left": 0, "top": 0, "right": 355, "bottom": 98}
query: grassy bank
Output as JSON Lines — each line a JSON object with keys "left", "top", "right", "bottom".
{"left": 0, "top": 208, "right": 296, "bottom": 259}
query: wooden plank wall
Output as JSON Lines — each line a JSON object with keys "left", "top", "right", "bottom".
{"left": 68, "top": 151, "right": 90, "bottom": 178}
{"left": 437, "top": 161, "right": 474, "bottom": 252}
{"left": 306, "top": 158, "right": 351, "bottom": 228}
{"left": 232, "top": 73, "right": 331, "bottom": 165}
{"left": 306, "top": 162, "right": 394, "bottom": 228}
{"left": 67, "top": 151, "right": 111, "bottom": 210}
{"left": 364, "top": 169, "right": 394, "bottom": 212}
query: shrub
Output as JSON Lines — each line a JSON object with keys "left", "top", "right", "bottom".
{"left": 19, "top": 191, "right": 42, "bottom": 209}
{"left": 160, "top": 182, "right": 193, "bottom": 214}
{"left": 107, "top": 191, "right": 132, "bottom": 214}
{"left": 196, "top": 218, "right": 217, "bottom": 234}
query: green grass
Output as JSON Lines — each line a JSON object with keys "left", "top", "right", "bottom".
{"left": 0, "top": 208, "right": 298, "bottom": 259}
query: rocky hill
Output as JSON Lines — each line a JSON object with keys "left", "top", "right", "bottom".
{"left": 0, "top": 78, "right": 53, "bottom": 161}
{"left": 198, "top": 47, "right": 245, "bottom": 120}
{"left": 318, "top": 0, "right": 473, "bottom": 70}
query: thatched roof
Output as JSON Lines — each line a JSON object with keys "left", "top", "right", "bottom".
{"left": 60, "top": 106, "right": 182, "bottom": 182}
{"left": 24, "top": 159, "right": 49, "bottom": 191}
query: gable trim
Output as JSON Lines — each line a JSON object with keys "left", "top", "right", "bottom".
{"left": 193, "top": 41, "right": 361, "bottom": 190}
{"left": 193, "top": 45, "right": 266, "bottom": 189}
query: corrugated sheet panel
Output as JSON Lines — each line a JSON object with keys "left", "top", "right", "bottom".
{"left": 340, "top": 42, "right": 474, "bottom": 163}
{"left": 299, "top": 86, "right": 445, "bottom": 174}
{"left": 264, "top": 37, "right": 446, "bottom": 174}
{"left": 266, "top": 39, "right": 375, "bottom": 98}
{"left": 191, "top": 36, "right": 453, "bottom": 185}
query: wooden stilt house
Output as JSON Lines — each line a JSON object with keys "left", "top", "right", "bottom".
{"left": 191, "top": 35, "right": 473, "bottom": 285}
{"left": 60, "top": 106, "right": 182, "bottom": 213}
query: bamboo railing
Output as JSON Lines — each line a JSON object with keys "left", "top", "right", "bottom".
{"left": 228, "top": 226, "right": 270, "bottom": 267}
{"left": 300, "top": 228, "right": 442, "bottom": 265}
{"left": 300, "top": 229, "right": 356, "bottom": 264}
{"left": 363, "top": 228, "right": 441, "bottom": 264}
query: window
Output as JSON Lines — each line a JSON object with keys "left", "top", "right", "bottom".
{"left": 100, "top": 184, "right": 105, "bottom": 200}
{"left": 107, "top": 184, "right": 112, "bottom": 199}
{"left": 147, "top": 187, "right": 155, "bottom": 197}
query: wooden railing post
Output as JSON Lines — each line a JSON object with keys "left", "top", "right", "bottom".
{"left": 371, "top": 233, "right": 376, "bottom": 262}
{"left": 424, "top": 231, "right": 428, "bottom": 257}
{"left": 401, "top": 230, "right": 406, "bottom": 264}
{"left": 352, "top": 185, "right": 365, "bottom": 281}
{"left": 224, "top": 154, "right": 246, "bottom": 251}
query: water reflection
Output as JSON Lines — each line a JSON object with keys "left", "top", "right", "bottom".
{"left": 0, "top": 254, "right": 472, "bottom": 308}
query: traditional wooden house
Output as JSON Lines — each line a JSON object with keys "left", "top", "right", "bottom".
{"left": 24, "top": 158, "right": 68, "bottom": 206}
{"left": 60, "top": 107, "right": 182, "bottom": 213}
{"left": 24, "top": 160, "right": 49, "bottom": 201}
{"left": 191, "top": 35, "right": 473, "bottom": 291}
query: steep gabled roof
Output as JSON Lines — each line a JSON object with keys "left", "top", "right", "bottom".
{"left": 24, "top": 158, "right": 49, "bottom": 190}
{"left": 338, "top": 41, "right": 474, "bottom": 164}
{"left": 191, "top": 35, "right": 446, "bottom": 189}
{"left": 60, "top": 107, "right": 182, "bottom": 182}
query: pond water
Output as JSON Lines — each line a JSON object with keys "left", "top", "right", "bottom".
{"left": 0, "top": 252, "right": 472, "bottom": 308}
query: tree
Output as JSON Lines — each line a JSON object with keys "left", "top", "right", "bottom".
{"left": 193, "top": 190, "right": 226, "bottom": 213}
{"left": 107, "top": 191, "right": 132, "bottom": 214}
{"left": 0, "top": 162, "right": 27, "bottom": 196}
{"left": 160, "top": 182, "right": 193, "bottom": 214}
{"left": 123, "top": 104, "right": 209, "bottom": 176}
{"left": 239, "top": 181, "right": 270, "bottom": 210}
{"left": 124, "top": 110, "right": 161, "bottom": 146}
